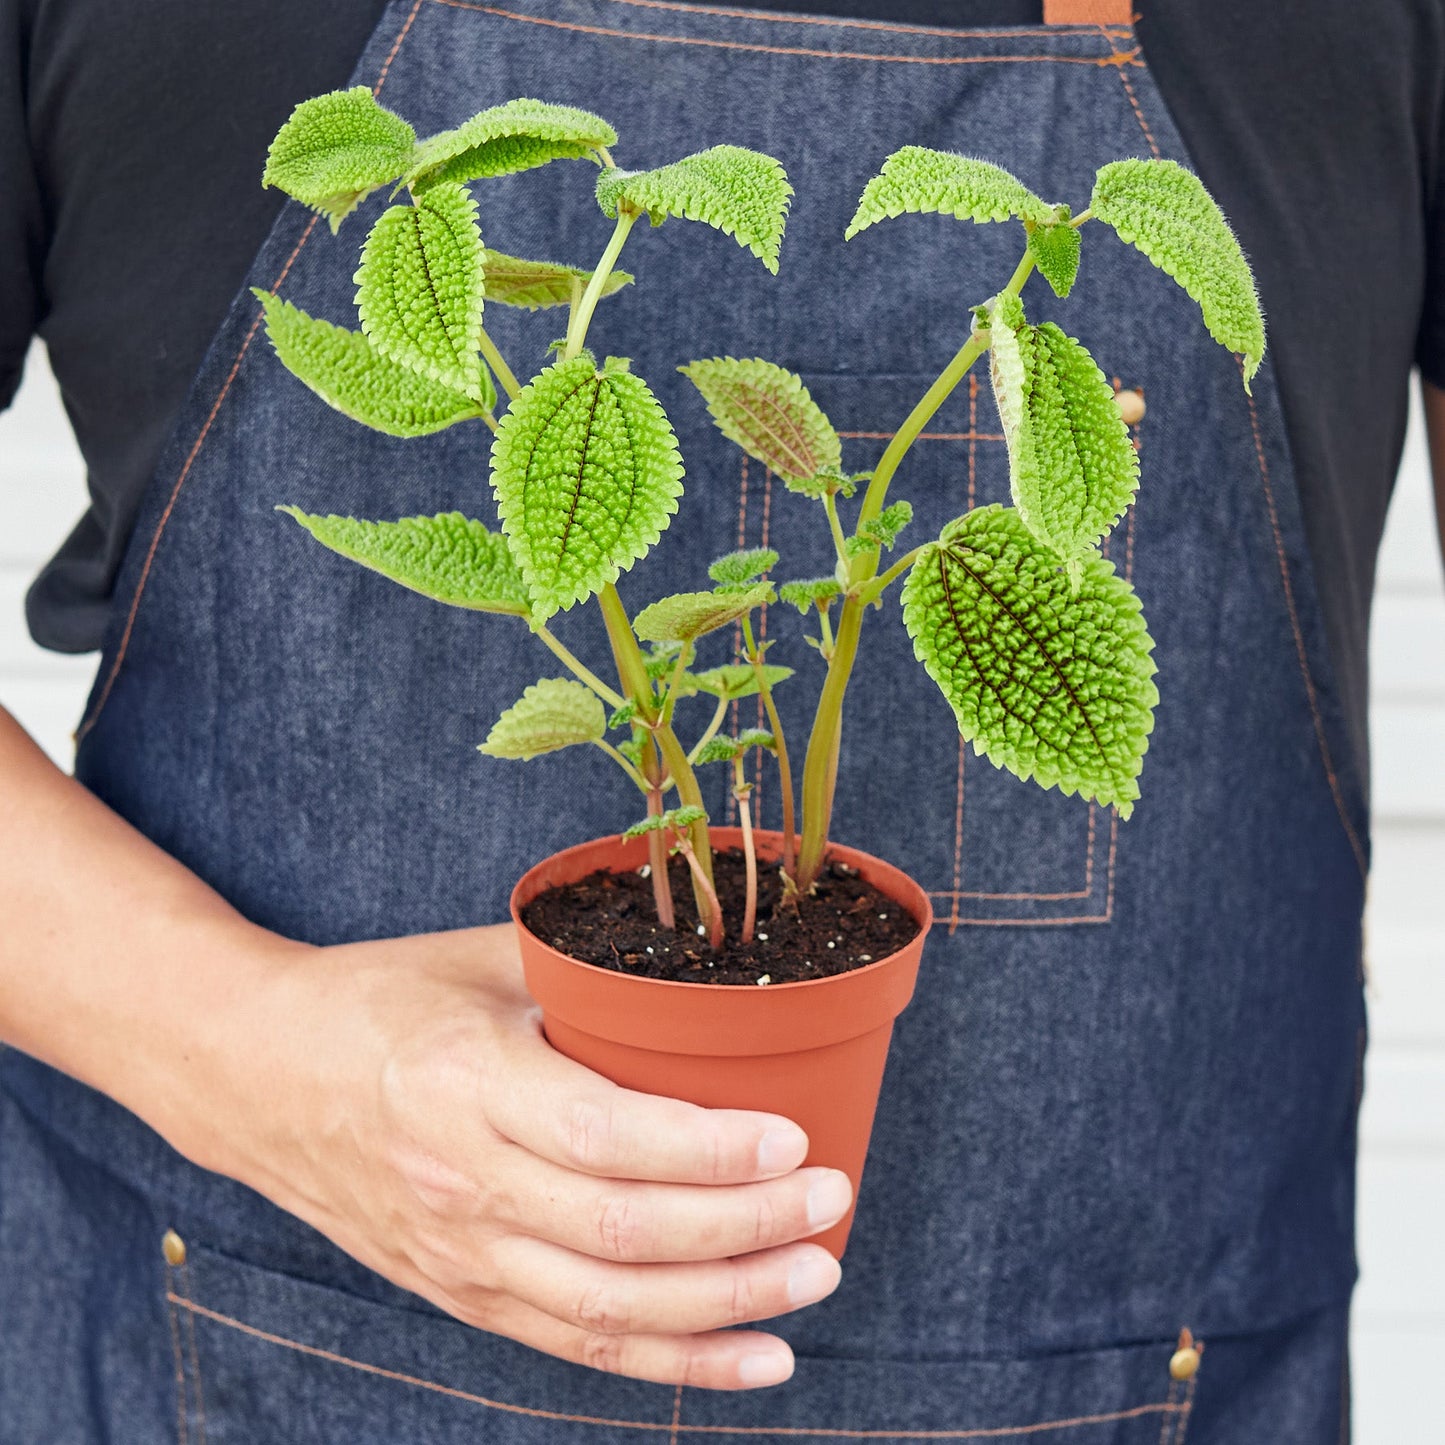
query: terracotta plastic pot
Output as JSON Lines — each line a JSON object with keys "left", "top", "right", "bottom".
{"left": 511, "top": 827, "right": 933, "bottom": 1258}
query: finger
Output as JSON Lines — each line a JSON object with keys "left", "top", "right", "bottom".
{"left": 486, "top": 1032, "right": 809, "bottom": 1185}
{"left": 488, "top": 1236, "right": 842, "bottom": 1337}
{"left": 467, "top": 1295, "right": 796, "bottom": 1390}
{"left": 493, "top": 1143, "right": 853, "bottom": 1263}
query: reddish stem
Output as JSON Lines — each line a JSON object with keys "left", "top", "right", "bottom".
{"left": 676, "top": 839, "right": 724, "bottom": 949}
{"left": 646, "top": 785, "right": 675, "bottom": 931}
{"left": 737, "top": 792, "right": 758, "bottom": 945}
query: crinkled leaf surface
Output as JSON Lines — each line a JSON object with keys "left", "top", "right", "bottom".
{"left": 708, "top": 547, "right": 779, "bottom": 586}
{"left": 860, "top": 500, "right": 913, "bottom": 550}
{"left": 491, "top": 355, "right": 684, "bottom": 623}
{"left": 633, "top": 583, "right": 774, "bottom": 643}
{"left": 355, "top": 184, "right": 486, "bottom": 398}
{"left": 277, "top": 510, "right": 530, "bottom": 617}
{"left": 901, "top": 506, "right": 1157, "bottom": 814}
{"left": 1091, "top": 158, "right": 1265, "bottom": 387}
{"left": 846, "top": 147, "right": 1053, "bottom": 238}
{"left": 687, "top": 662, "right": 793, "bottom": 700}
{"left": 479, "top": 678, "right": 607, "bottom": 760}
{"left": 779, "top": 577, "right": 843, "bottom": 612}
{"left": 598, "top": 147, "right": 792, "bottom": 272}
{"left": 623, "top": 804, "right": 708, "bottom": 839}
{"left": 408, "top": 99, "right": 616, "bottom": 190}
{"left": 255, "top": 291, "right": 485, "bottom": 437}
{"left": 481, "top": 250, "right": 632, "bottom": 311}
{"left": 263, "top": 87, "right": 416, "bottom": 231}
{"left": 991, "top": 321, "right": 1138, "bottom": 562}
{"left": 680, "top": 357, "right": 840, "bottom": 484}
{"left": 1027, "top": 220, "right": 1082, "bottom": 298}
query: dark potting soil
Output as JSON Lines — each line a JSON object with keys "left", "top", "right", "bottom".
{"left": 521, "top": 848, "right": 921, "bottom": 986}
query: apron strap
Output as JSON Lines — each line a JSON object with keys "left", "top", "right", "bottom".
{"left": 1042, "top": 0, "right": 1133, "bottom": 24}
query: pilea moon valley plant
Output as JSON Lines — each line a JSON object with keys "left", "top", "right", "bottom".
{"left": 259, "top": 89, "right": 1263, "bottom": 958}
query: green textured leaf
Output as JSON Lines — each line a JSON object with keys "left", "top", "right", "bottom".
{"left": 1091, "top": 158, "right": 1265, "bottom": 388}
{"left": 255, "top": 291, "right": 487, "bottom": 437}
{"left": 859, "top": 500, "right": 913, "bottom": 551}
{"left": 1027, "top": 220, "right": 1082, "bottom": 298}
{"left": 277, "top": 509, "right": 530, "bottom": 617}
{"left": 680, "top": 357, "right": 840, "bottom": 484}
{"left": 846, "top": 147, "right": 1054, "bottom": 239}
{"left": 687, "top": 662, "right": 793, "bottom": 700}
{"left": 901, "top": 506, "right": 1157, "bottom": 814}
{"left": 991, "top": 320, "right": 1139, "bottom": 562}
{"left": 643, "top": 641, "right": 684, "bottom": 681}
{"left": 695, "top": 730, "right": 775, "bottom": 766}
{"left": 607, "top": 699, "right": 639, "bottom": 730}
{"left": 623, "top": 804, "right": 708, "bottom": 840}
{"left": 598, "top": 147, "right": 792, "bottom": 272}
{"left": 479, "top": 678, "right": 607, "bottom": 760}
{"left": 779, "top": 577, "right": 843, "bottom": 613}
{"left": 408, "top": 99, "right": 616, "bottom": 190}
{"left": 708, "top": 547, "right": 780, "bottom": 586}
{"left": 481, "top": 250, "right": 633, "bottom": 311}
{"left": 354, "top": 184, "right": 486, "bottom": 399}
{"left": 263, "top": 87, "right": 416, "bottom": 232}
{"left": 633, "top": 583, "right": 774, "bottom": 643}
{"left": 491, "top": 355, "right": 684, "bottom": 623}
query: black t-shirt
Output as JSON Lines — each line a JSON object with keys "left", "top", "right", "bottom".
{"left": 3, "top": 0, "right": 1444, "bottom": 794}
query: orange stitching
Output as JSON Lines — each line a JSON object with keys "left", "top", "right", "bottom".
{"left": 167, "top": 1293, "right": 1186, "bottom": 1439}
{"left": 179, "top": 1259, "right": 209, "bottom": 1445}
{"left": 374, "top": 0, "right": 427, "bottom": 94}
{"left": 1155, "top": 1374, "right": 1179, "bottom": 1445}
{"left": 1241, "top": 378, "right": 1367, "bottom": 878}
{"left": 754, "top": 463, "right": 775, "bottom": 819}
{"left": 669, "top": 1383, "right": 684, "bottom": 1444}
{"left": 432, "top": 1, "right": 1142, "bottom": 67}
{"left": 164, "top": 1282, "right": 190, "bottom": 1445}
{"left": 77, "top": 0, "right": 427, "bottom": 744}
{"left": 1098, "top": 24, "right": 1160, "bottom": 157}
{"left": 725, "top": 451, "right": 751, "bottom": 827}
{"left": 947, "top": 737, "right": 965, "bottom": 933}
{"left": 598, "top": 0, "right": 1133, "bottom": 41}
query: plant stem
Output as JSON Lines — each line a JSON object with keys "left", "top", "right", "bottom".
{"left": 688, "top": 694, "right": 731, "bottom": 764}
{"left": 858, "top": 250, "right": 1037, "bottom": 529}
{"left": 734, "top": 765, "right": 758, "bottom": 945}
{"left": 646, "top": 784, "right": 676, "bottom": 931}
{"left": 478, "top": 328, "right": 521, "bottom": 403}
{"left": 591, "top": 738, "right": 650, "bottom": 793}
{"left": 564, "top": 210, "right": 639, "bottom": 361}
{"left": 478, "top": 410, "right": 499, "bottom": 435}
{"left": 817, "top": 605, "right": 835, "bottom": 658}
{"left": 660, "top": 642, "right": 693, "bottom": 728}
{"left": 535, "top": 625, "right": 627, "bottom": 709}
{"left": 741, "top": 614, "right": 796, "bottom": 874}
{"left": 860, "top": 544, "right": 927, "bottom": 607}
{"left": 1069, "top": 207, "right": 1093, "bottom": 228}
{"left": 823, "top": 491, "right": 850, "bottom": 568}
{"left": 677, "top": 839, "right": 725, "bottom": 949}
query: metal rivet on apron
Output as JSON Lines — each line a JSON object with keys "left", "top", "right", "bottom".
{"left": 161, "top": 1229, "right": 187, "bottom": 1267}
{"left": 1114, "top": 387, "right": 1146, "bottom": 426}
{"left": 1169, "top": 1326, "right": 1201, "bottom": 1381}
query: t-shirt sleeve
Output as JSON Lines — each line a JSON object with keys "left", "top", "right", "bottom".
{"left": 0, "top": 0, "right": 42, "bottom": 412}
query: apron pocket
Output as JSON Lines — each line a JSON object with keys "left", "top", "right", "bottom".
{"left": 165, "top": 1240, "right": 1204, "bottom": 1443}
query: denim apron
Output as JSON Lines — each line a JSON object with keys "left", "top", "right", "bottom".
{"left": 0, "top": 2, "right": 1369, "bottom": 1440}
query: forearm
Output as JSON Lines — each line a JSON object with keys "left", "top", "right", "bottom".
{"left": 0, "top": 704, "right": 305, "bottom": 1169}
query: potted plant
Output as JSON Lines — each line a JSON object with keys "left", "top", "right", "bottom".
{"left": 257, "top": 89, "right": 1263, "bottom": 1256}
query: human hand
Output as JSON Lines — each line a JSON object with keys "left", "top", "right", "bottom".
{"left": 214, "top": 923, "right": 850, "bottom": 1390}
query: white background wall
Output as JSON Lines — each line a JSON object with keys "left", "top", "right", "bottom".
{"left": 2, "top": 346, "right": 1441, "bottom": 1439}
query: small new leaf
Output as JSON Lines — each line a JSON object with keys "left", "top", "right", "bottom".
{"left": 255, "top": 292, "right": 487, "bottom": 437}
{"left": 991, "top": 321, "right": 1139, "bottom": 561}
{"left": 1026, "top": 220, "right": 1082, "bottom": 298}
{"left": 688, "top": 663, "right": 793, "bottom": 700}
{"left": 779, "top": 578, "right": 843, "bottom": 613}
{"left": 859, "top": 500, "right": 914, "bottom": 551}
{"left": 1091, "top": 158, "right": 1265, "bottom": 388}
{"left": 901, "top": 506, "right": 1157, "bottom": 815}
{"left": 277, "top": 510, "right": 530, "bottom": 617}
{"left": 354, "top": 183, "right": 486, "bottom": 399}
{"left": 608, "top": 700, "right": 639, "bottom": 730}
{"left": 633, "top": 583, "right": 774, "bottom": 643}
{"left": 597, "top": 147, "right": 792, "bottom": 272}
{"left": 846, "top": 147, "right": 1054, "bottom": 239}
{"left": 263, "top": 87, "right": 416, "bottom": 231}
{"left": 407, "top": 99, "right": 616, "bottom": 190}
{"left": 708, "top": 547, "right": 780, "bottom": 587}
{"left": 680, "top": 358, "right": 840, "bottom": 484}
{"left": 481, "top": 250, "right": 633, "bottom": 311}
{"left": 694, "top": 736, "right": 743, "bottom": 766}
{"left": 623, "top": 804, "right": 708, "bottom": 840}
{"left": 491, "top": 355, "right": 684, "bottom": 623}
{"left": 478, "top": 678, "right": 607, "bottom": 760}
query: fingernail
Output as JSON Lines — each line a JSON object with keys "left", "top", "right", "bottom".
{"left": 788, "top": 1249, "right": 841, "bottom": 1306}
{"left": 756, "top": 1126, "right": 805, "bottom": 1175}
{"left": 738, "top": 1346, "right": 794, "bottom": 1387}
{"left": 806, "top": 1172, "right": 853, "bottom": 1229}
